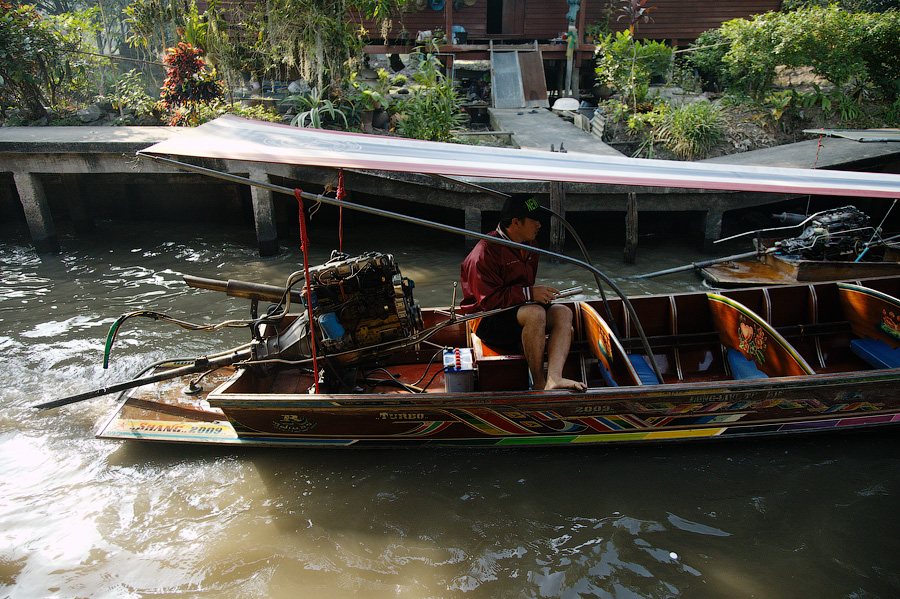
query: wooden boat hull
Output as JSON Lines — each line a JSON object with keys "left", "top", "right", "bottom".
{"left": 700, "top": 249, "right": 900, "bottom": 287}
{"left": 97, "top": 368, "right": 900, "bottom": 447}
{"left": 97, "top": 276, "right": 900, "bottom": 447}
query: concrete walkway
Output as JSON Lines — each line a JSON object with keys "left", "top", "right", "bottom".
{"left": 488, "top": 108, "right": 900, "bottom": 172}
{"left": 704, "top": 134, "right": 900, "bottom": 170}
{"left": 0, "top": 126, "right": 182, "bottom": 153}
{"left": 488, "top": 107, "right": 623, "bottom": 156}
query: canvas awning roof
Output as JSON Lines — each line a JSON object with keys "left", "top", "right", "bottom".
{"left": 140, "top": 115, "right": 900, "bottom": 199}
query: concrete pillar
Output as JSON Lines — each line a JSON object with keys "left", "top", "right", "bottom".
{"left": 549, "top": 181, "right": 566, "bottom": 256}
{"left": 13, "top": 171, "right": 59, "bottom": 254}
{"left": 60, "top": 173, "right": 95, "bottom": 234}
{"left": 249, "top": 166, "right": 279, "bottom": 257}
{"left": 624, "top": 192, "right": 637, "bottom": 264}
{"left": 703, "top": 209, "right": 724, "bottom": 253}
{"left": 464, "top": 206, "right": 482, "bottom": 251}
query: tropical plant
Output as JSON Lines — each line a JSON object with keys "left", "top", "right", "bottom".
{"left": 0, "top": 1, "right": 78, "bottom": 119}
{"left": 611, "top": 0, "right": 661, "bottom": 110}
{"left": 800, "top": 83, "right": 831, "bottom": 114}
{"left": 594, "top": 31, "right": 633, "bottom": 88}
{"left": 394, "top": 43, "right": 464, "bottom": 141}
{"left": 832, "top": 92, "right": 865, "bottom": 122}
{"left": 109, "top": 68, "right": 155, "bottom": 114}
{"left": 178, "top": 1, "right": 207, "bottom": 52}
{"left": 252, "top": 0, "right": 361, "bottom": 93}
{"left": 584, "top": 17, "right": 610, "bottom": 42}
{"left": 160, "top": 41, "right": 223, "bottom": 124}
{"left": 615, "top": 0, "right": 654, "bottom": 34}
{"left": 595, "top": 30, "right": 671, "bottom": 106}
{"left": 123, "top": 0, "right": 178, "bottom": 56}
{"left": 765, "top": 89, "right": 800, "bottom": 124}
{"left": 286, "top": 87, "right": 349, "bottom": 128}
{"left": 350, "top": 68, "right": 393, "bottom": 112}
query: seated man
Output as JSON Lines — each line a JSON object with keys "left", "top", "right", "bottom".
{"left": 460, "top": 194, "right": 586, "bottom": 391}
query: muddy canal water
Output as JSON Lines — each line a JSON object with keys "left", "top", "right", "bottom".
{"left": 1, "top": 217, "right": 898, "bottom": 598}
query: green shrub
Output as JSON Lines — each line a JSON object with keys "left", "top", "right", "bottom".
{"left": 853, "top": 10, "right": 900, "bottom": 102}
{"left": 655, "top": 101, "right": 725, "bottom": 160}
{"left": 171, "top": 99, "right": 283, "bottom": 126}
{"left": 782, "top": 0, "right": 899, "bottom": 11}
{"left": 693, "top": 8, "right": 900, "bottom": 102}
{"left": 394, "top": 43, "right": 465, "bottom": 142}
{"left": 718, "top": 12, "right": 783, "bottom": 98}
{"left": 686, "top": 29, "right": 732, "bottom": 89}
{"left": 594, "top": 31, "right": 636, "bottom": 88}
{"left": 110, "top": 69, "right": 156, "bottom": 115}
{"left": 595, "top": 30, "right": 673, "bottom": 89}
{"left": 0, "top": 2, "right": 88, "bottom": 119}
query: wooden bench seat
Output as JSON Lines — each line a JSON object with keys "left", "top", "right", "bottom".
{"left": 839, "top": 282, "right": 900, "bottom": 370}
{"left": 707, "top": 293, "right": 815, "bottom": 379}
{"left": 579, "top": 302, "right": 660, "bottom": 387}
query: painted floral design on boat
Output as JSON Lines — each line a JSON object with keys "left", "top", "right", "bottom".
{"left": 597, "top": 325, "right": 613, "bottom": 364}
{"left": 880, "top": 309, "right": 900, "bottom": 340}
{"left": 738, "top": 316, "right": 767, "bottom": 364}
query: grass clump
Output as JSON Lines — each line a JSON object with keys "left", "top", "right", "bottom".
{"left": 655, "top": 102, "right": 725, "bottom": 160}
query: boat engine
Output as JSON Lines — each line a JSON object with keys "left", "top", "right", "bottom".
{"left": 251, "top": 251, "right": 423, "bottom": 376}
{"left": 775, "top": 206, "right": 881, "bottom": 261}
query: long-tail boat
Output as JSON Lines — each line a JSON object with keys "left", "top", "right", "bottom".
{"left": 35, "top": 116, "right": 900, "bottom": 447}
{"left": 699, "top": 206, "right": 900, "bottom": 287}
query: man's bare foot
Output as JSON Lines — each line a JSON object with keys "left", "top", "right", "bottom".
{"left": 545, "top": 376, "right": 587, "bottom": 392}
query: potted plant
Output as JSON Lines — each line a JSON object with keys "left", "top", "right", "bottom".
{"left": 351, "top": 69, "right": 393, "bottom": 132}
{"left": 584, "top": 21, "right": 608, "bottom": 44}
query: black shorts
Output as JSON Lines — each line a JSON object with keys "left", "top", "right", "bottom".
{"left": 475, "top": 304, "right": 548, "bottom": 348}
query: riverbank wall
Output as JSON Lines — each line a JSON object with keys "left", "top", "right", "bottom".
{"left": 2, "top": 123, "right": 899, "bottom": 257}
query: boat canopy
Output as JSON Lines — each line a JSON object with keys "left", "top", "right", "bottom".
{"left": 140, "top": 115, "right": 900, "bottom": 199}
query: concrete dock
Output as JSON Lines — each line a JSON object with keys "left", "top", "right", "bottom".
{"left": 2, "top": 117, "right": 899, "bottom": 256}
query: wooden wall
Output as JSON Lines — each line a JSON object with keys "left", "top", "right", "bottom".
{"left": 352, "top": 0, "right": 574, "bottom": 43}
{"left": 352, "top": 0, "right": 783, "bottom": 46}
{"left": 596, "top": 0, "right": 784, "bottom": 46}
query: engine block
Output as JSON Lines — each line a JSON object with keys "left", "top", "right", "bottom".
{"left": 305, "top": 251, "right": 422, "bottom": 356}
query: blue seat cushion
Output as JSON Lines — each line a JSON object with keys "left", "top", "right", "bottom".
{"left": 628, "top": 354, "right": 660, "bottom": 385}
{"left": 850, "top": 338, "right": 900, "bottom": 369}
{"left": 598, "top": 363, "right": 618, "bottom": 387}
{"left": 727, "top": 349, "right": 769, "bottom": 380}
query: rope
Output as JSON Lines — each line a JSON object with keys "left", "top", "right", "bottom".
{"left": 295, "top": 188, "right": 320, "bottom": 393}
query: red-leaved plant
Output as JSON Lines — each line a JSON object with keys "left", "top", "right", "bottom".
{"left": 160, "top": 42, "right": 223, "bottom": 125}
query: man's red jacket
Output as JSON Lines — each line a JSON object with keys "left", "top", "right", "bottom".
{"left": 459, "top": 227, "right": 539, "bottom": 314}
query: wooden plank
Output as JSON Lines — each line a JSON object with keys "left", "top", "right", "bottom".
{"left": 518, "top": 50, "right": 549, "bottom": 108}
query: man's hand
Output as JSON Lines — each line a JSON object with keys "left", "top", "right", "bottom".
{"left": 532, "top": 285, "right": 559, "bottom": 304}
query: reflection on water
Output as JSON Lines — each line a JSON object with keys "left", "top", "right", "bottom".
{"left": 1, "top": 219, "right": 899, "bottom": 598}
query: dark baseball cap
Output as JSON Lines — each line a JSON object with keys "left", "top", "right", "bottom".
{"left": 500, "top": 194, "right": 549, "bottom": 222}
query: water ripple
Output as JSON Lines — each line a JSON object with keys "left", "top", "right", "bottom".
{"left": 2, "top": 222, "right": 900, "bottom": 598}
